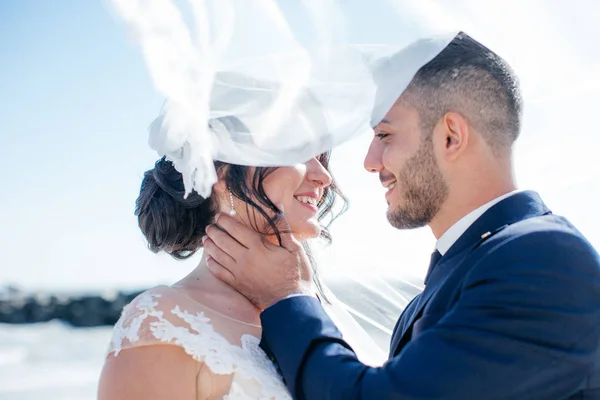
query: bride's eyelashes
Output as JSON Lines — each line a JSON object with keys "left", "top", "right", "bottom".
{"left": 376, "top": 133, "right": 390, "bottom": 140}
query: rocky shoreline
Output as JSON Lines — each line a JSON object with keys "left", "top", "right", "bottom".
{"left": 0, "top": 276, "right": 422, "bottom": 329}
{"left": 0, "top": 286, "right": 144, "bottom": 327}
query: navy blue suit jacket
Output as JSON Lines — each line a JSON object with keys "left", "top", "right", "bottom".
{"left": 260, "top": 191, "right": 600, "bottom": 399}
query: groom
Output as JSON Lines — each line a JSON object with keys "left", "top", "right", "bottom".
{"left": 203, "top": 32, "right": 600, "bottom": 399}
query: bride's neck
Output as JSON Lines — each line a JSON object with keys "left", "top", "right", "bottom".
{"left": 173, "top": 253, "right": 261, "bottom": 325}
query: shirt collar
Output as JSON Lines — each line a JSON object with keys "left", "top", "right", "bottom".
{"left": 436, "top": 190, "right": 522, "bottom": 256}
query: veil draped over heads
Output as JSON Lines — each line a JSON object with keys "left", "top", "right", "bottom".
{"left": 109, "top": 0, "right": 455, "bottom": 363}
{"left": 109, "top": 0, "right": 455, "bottom": 197}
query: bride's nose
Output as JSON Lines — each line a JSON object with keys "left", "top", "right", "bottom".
{"left": 306, "top": 158, "right": 332, "bottom": 187}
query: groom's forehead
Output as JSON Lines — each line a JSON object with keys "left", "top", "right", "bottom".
{"left": 379, "top": 103, "right": 415, "bottom": 124}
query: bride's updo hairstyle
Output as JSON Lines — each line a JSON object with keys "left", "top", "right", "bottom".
{"left": 134, "top": 118, "right": 347, "bottom": 261}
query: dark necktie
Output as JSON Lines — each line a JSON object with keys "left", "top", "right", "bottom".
{"left": 424, "top": 249, "right": 443, "bottom": 285}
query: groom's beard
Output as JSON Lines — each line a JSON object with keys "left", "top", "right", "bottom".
{"left": 387, "top": 138, "right": 448, "bottom": 230}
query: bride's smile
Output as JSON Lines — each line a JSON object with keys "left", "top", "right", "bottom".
{"left": 253, "top": 157, "right": 333, "bottom": 241}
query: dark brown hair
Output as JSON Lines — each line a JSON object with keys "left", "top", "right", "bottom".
{"left": 135, "top": 153, "right": 346, "bottom": 259}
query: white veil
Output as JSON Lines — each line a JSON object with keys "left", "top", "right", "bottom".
{"left": 109, "top": 0, "right": 454, "bottom": 197}
{"left": 108, "top": 0, "right": 452, "bottom": 363}
{"left": 320, "top": 274, "right": 420, "bottom": 365}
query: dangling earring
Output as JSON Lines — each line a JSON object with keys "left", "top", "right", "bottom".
{"left": 228, "top": 188, "right": 236, "bottom": 216}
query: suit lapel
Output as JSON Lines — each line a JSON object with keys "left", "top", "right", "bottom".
{"left": 390, "top": 191, "right": 551, "bottom": 357}
{"left": 391, "top": 254, "right": 465, "bottom": 356}
{"left": 389, "top": 295, "right": 419, "bottom": 357}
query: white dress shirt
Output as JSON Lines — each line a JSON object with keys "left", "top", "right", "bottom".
{"left": 436, "top": 190, "right": 522, "bottom": 256}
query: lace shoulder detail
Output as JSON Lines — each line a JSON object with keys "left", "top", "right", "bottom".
{"left": 108, "top": 287, "right": 179, "bottom": 356}
{"left": 108, "top": 286, "right": 291, "bottom": 399}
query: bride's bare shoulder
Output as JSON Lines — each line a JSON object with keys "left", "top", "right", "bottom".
{"left": 98, "top": 342, "right": 201, "bottom": 400}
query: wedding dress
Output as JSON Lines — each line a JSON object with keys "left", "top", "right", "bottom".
{"left": 108, "top": 285, "right": 294, "bottom": 399}
{"left": 107, "top": 283, "right": 395, "bottom": 399}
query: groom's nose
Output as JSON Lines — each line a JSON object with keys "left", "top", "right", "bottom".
{"left": 364, "top": 140, "right": 383, "bottom": 173}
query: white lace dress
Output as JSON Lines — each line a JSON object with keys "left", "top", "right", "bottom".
{"left": 107, "top": 285, "right": 291, "bottom": 399}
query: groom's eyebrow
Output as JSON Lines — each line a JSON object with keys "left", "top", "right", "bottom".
{"left": 375, "top": 119, "right": 393, "bottom": 131}
{"left": 373, "top": 119, "right": 391, "bottom": 129}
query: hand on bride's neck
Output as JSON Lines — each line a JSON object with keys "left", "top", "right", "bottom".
{"left": 172, "top": 253, "right": 262, "bottom": 325}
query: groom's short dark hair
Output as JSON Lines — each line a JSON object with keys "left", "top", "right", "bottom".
{"left": 400, "top": 32, "right": 523, "bottom": 154}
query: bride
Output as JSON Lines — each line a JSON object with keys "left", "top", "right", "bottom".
{"left": 97, "top": 127, "right": 347, "bottom": 399}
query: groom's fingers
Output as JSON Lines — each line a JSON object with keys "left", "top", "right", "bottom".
{"left": 277, "top": 220, "right": 303, "bottom": 253}
{"left": 280, "top": 231, "right": 302, "bottom": 253}
{"left": 274, "top": 204, "right": 302, "bottom": 252}
{"left": 205, "top": 224, "right": 247, "bottom": 260}
{"left": 206, "top": 256, "right": 236, "bottom": 286}
{"left": 202, "top": 237, "right": 236, "bottom": 269}
{"left": 214, "top": 213, "right": 262, "bottom": 248}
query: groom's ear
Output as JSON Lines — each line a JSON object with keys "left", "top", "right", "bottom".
{"left": 439, "top": 111, "right": 469, "bottom": 162}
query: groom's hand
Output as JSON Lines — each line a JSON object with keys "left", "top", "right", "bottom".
{"left": 203, "top": 213, "right": 314, "bottom": 310}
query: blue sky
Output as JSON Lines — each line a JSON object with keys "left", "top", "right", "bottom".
{"left": 0, "top": 1, "right": 167, "bottom": 290}
{"left": 1, "top": 1, "right": 598, "bottom": 291}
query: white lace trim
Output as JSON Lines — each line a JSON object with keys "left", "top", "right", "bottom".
{"left": 110, "top": 291, "right": 291, "bottom": 400}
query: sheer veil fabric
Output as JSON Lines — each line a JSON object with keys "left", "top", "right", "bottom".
{"left": 109, "top": 0, "right": 455, "bottom": 197}
{"left": 108, "top": 0, "right": 452, "bottom": 366}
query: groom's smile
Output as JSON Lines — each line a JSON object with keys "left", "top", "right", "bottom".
{"left": 381, "top": 176, "right": 398, "bottom": 201}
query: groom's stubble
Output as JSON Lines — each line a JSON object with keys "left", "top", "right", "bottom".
{"left": 386, "top": 134, "right": 449, "bottom": 230}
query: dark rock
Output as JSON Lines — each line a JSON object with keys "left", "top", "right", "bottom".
{"left": 0, "top": 285, "right": 144, "bottom": 328}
